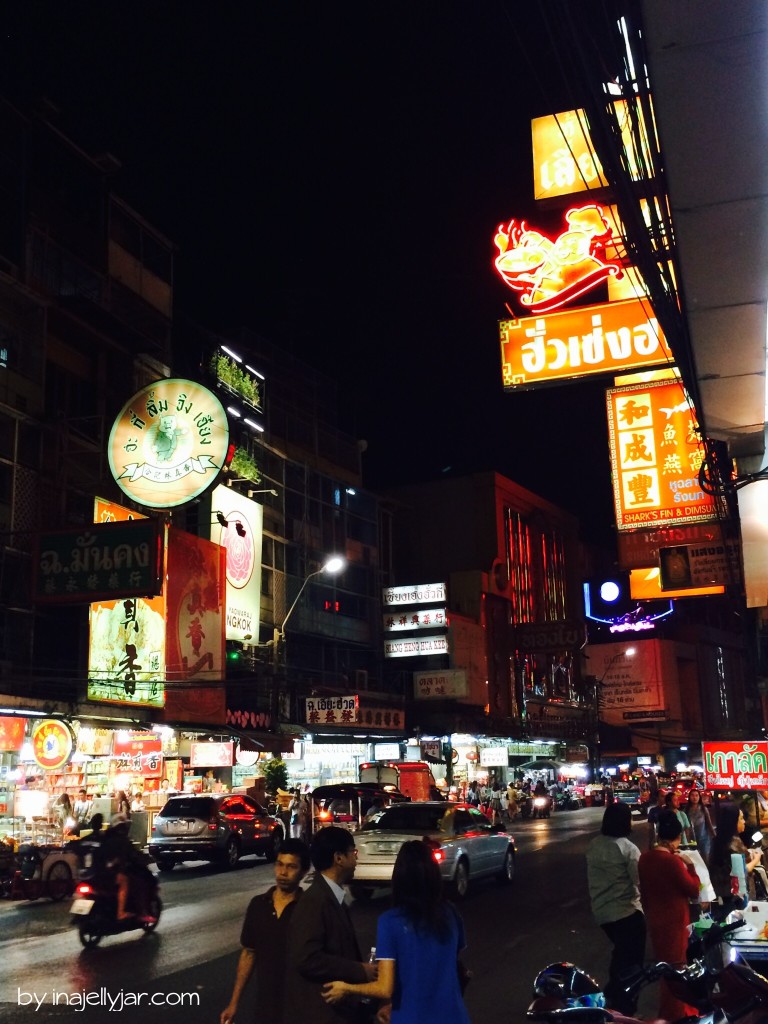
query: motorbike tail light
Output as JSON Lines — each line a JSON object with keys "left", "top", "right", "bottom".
{"left": 318, "top": 810, "right": 331, "bottom": 821}
{"left": 75, "top": 882, "right": 93, "bottom": 896}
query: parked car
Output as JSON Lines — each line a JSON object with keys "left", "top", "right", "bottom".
{"left": 148, "top": 793, "right": 285, "bottom": 872}
{"left": 351, "top": 801, "right": 516, "bottom": 900}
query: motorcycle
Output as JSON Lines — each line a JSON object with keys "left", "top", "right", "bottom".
{"left": 70, "top": 841, "right": 161, "bottom": 948}
{"left": 531, "top": 794, "right": 552, "bottom": 819}
{"left": 527, "top": 918, "right": 763, "bottom": 1024}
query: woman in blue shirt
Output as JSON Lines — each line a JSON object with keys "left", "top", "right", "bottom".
{"left": 322, "top": 840, "right": 470, "bottom": 1023}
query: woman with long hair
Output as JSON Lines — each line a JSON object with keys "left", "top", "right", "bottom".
{"left": 708, "top": 801, "right": 761, "bottom": 918}
{"left": 686, "top": 788, "right": 715, "bottom": 861}
{"left": 586, "top": 802, "right": 646, "bottom": 1014}
{"left": 322, "top": 839, "right": 470, "bottom": 1023}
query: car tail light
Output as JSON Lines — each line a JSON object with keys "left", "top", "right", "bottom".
{"left": 75, "top": 882, "right": 93, "bottom": 896}
{"left": 431, "top": 847, "right": 445, "bottom": 863}
{"left": 208, "top": 816, "right": 218, "bottom": 832}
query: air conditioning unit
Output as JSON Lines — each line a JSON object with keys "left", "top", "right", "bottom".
{"left": 355, "top": 669, "right": 369, "bottom": 690}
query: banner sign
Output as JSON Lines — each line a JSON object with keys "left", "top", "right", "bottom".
{"left": 208, "top": 484, "right": 264, "bottom": 645}
{"left": 587, "top": 642, "right": 666, "bottom": 724}
{"left": 384, "top": 635, "right": 449, "bottom": 659}
{"left": 703, "top": 741, "right": 768, "bottom": 790}
{"left": 618, "top": 522, "right": 728, "bottom": 570}
{"left": 413, "top": 669, "right": 468, "bottom": 700}
{"left": 607, "top": 378, "right": 723, "bottom": 531}
{"left": 0, "top": 716, "right": 26, "bottom": 751}
{"left": 500, "top": 298, "right": 672, "bottom": 390}
{"left": 35, "top": 519, "right": 163, "bottom": 604}
{"left": 189, "top": 741, "right": 234, "bottom": 768}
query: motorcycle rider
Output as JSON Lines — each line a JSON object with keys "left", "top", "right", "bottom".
{"left": 92, "top": 817, "right": 153, "bottom": 922}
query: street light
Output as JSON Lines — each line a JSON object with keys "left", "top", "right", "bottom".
{"left": 272, "top": 556, "right": 345, "bottom": 659}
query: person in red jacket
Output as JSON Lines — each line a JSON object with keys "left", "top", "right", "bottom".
{"left": 638, "top": 810, "right": 701, "bottom": 1021}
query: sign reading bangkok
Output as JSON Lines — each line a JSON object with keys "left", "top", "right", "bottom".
{"left": 108, "top": 379, "right": 230, "bottom": 509}
{"left": 703, "top": 741, "right": 768, "bottom": 790}
{"left": 499, "top": 297, "right": 673, "bottom": 390}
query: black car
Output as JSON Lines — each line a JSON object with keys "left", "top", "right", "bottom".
{"left": 148, "top": 793, "right": 285, "bottom": 872}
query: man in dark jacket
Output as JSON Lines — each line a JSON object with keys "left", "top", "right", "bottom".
{"left": 285, "top": 827, "right": 376, "bottom": 1023}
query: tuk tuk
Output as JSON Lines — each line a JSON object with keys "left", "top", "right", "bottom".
{"left": 310, "top": 783, "right": 408, "bottom": 834}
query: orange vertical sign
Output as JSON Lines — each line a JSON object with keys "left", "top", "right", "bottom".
{"left": 606, "top": 378, "right": 723, "bottom": 531}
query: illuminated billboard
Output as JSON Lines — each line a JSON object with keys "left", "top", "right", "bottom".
{"left": 87, "top": 499, "right": 226, "bottom": 715}
{"left": 607, "top": 378, "right": 723, "bottom": 531}
{"left": 208, "top": 484, "right": 264, "bottom": 645}
{"left": 500, "top": 297, "right": 673, "bottom": 390}
{"left": 108, "top": 378, "right": 230, "bottom": 509}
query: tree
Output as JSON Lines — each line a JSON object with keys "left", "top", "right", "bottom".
{"left": 262, "top": 757, "right": 289, "bottom": 794}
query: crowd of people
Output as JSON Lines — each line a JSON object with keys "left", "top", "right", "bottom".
{"left": 587, "top": 786, "right": 768, "bottom": 1022}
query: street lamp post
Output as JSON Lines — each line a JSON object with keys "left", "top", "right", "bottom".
{"left": 272, "top": 556, "right": 345, "bottom": 664}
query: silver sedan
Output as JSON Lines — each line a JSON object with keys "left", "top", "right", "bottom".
{"left": 351, "top": 801, "right": 516, "bottom": 900}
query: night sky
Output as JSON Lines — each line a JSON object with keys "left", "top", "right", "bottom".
{"left": 1, "top": 4, "right": 616, "bottom": 543}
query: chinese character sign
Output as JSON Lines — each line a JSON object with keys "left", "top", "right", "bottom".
{"left": 305, "top": 695, "right": 360, "bottom": 726}
{"left": 383, "top": 608, "right": 447, "bottom": 632}
{"left": 112, "top": 733, "right": 163, "bottom": 778}
{"left": 164, "top": 528, "right": 225, "bottom": 683}
{"left": 607, "top": 378, "right": 723, "bottom": 531}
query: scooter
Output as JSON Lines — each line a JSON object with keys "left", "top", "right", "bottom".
{"left": 70, "top": 845, "right": 161, "bottom": 948}
{"left": 531, "top": 794, "right": 552, "bottom": 819}
{"left": 527, "top": 918, "right": 764, "bottom": 1024}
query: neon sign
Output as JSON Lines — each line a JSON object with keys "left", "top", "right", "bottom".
{"left": 493, "top": 204, "right": 622, "bottom": 313}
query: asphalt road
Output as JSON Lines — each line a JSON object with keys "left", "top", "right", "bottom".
{"left": 0, "top": 806, "right": 651, "bottom": 1023}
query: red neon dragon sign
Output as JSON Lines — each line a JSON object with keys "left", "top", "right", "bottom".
{"left": 493, "top": 204, "right": 623, "bottom": 313}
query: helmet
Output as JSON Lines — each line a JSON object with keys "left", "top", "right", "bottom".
{"left": 534, "top": 964, "right": 605, "bottom": 1007}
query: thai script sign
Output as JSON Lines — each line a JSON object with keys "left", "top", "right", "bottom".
{"left": 703, "top": 741, "right": 768, "bottom": 790}
{"left": 108, "top": 378, "right": 229, "bottom": 509}
{"left": 607, "top": 378, "right": 724, "bottom": 531}
{"left": 384, "top": 608, "right": 447, "bottom": 633}
{"left": 659, "top": 541, "right": 741, "bottom": 591}
{"left": 305, "top": 695, "right": 359, "bottom": 725}
{"left": 618, "top": 522, "right": 728, "bottom": 570}
{"left": 382, "top": 582, "right": 446, "bottom": 606}
{"left": 35, "top": 519, "right": 163, "bottom": 603}
{"left": 514, "top": 620, "right": 586, "bottom": 652}
{"left": 413, "top": 669, "right": 468, "bottom": 700}
{"left": 493, "top": 204, "right": 622, "bottom": 313}
{"left": 384, "top": 635, "right": 449, "bottom": 659}
{"left": 480, "top": 746, "right": 509, "bottom": 767}
{"left": 500, "top": 298, "right": 673, "bottom": 390}
{"left": 531, "top": 102, "right": 652, "bottom": 200}
{"left": 587, "top": 641, "right": 667, "bottom": 725}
